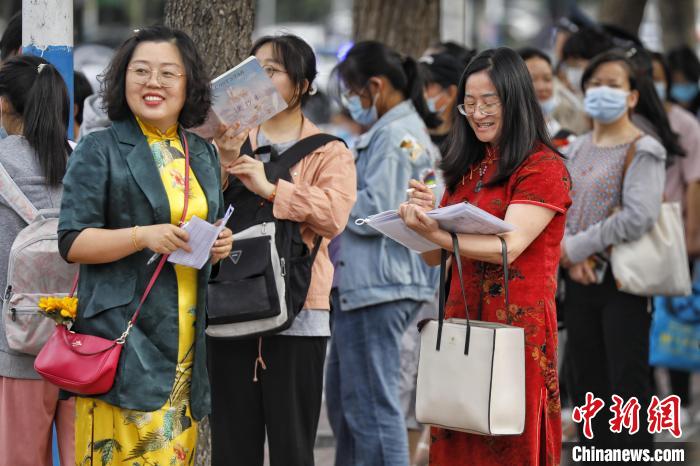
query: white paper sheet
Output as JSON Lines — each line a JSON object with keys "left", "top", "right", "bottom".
{"left": 168, "top": 205, "right": 234, "bottom": 269}
{"left": 358, "top": 202, "right": 515, "bottom": 253}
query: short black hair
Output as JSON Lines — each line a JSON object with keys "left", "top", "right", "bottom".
{"left": 101, "top": 25, "right": 211, "bottom": 128}
{"left": 440, "top": 47, "right": 557, "bottom": 192}
{"left": 250, "top": 34, "right": 317, "bottom": 109}
{"left": 0, "top": 11, "right": 22, "bottom": 62}
{"left": 517, "top": 47, "right": 552, "bottom": 66}
{"left": 73, "top": 70, "right": 93, "bottom": 125}
{"left": 561, "top": 27, "right": 614, "bottom": 62}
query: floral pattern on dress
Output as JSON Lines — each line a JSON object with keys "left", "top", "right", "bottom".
{"left": 430, "top": 146, "right": 571, "bottom": 466}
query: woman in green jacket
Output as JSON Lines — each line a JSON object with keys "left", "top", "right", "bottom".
{"left": 58, "top": 26, "right": 232, "bottom": 465}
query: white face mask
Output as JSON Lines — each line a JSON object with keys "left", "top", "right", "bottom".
{"left": 539, "top": 95, "right": 558, "bottom": 117}
{"left": 565, "top": 66, "right": 584, "bottom": 91}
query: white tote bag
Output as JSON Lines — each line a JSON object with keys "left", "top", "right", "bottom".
{"left": 416, "top": 234, "right": 526, "bottom": 435}
{"left": 609, "top": 136, "right": 691, "bottom": 297}
{"left": 611, "top": 201, "right": 691, "bottom": 297}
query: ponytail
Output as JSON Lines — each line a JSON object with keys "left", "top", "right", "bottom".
{"left": 402, "top": 56, "right": 441, "bottom": 129}
{"left": 335, "top": 41, "right": 441, "bottom": 129}
{"left": 0, "top": 56, "right": 70, "bottom": 186}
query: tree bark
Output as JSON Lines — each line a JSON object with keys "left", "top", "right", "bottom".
{"left": 352, "top": 0, "right": 440, "bottom": 58}
{"left": 163, "top": 3, "right": 255, "bottom": 463}
{"left": 165, "top": 0, "right": 255, "bottom": 77}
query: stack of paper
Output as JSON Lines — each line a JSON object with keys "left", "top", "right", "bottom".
{"left": 168, "top": 205, "right": 234, "bottom": 269}
{"left": 356, "top": 202, "right": 515, "bottom": 252}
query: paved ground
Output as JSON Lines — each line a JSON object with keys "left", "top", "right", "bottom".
{"left": 301, "top": 372, "right": 700, "bottom": 466}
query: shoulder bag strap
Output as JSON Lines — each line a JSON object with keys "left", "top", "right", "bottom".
{"left": 0, "top": 161, "right": 39, "bottom": 224}
{"left": 270, "top": 133, "right": 344, "bottom": 258}
{"left": 621, "top": 134, "right": 644, "bottom": 180}
{"left": 437, "top": 233, "right": 509, "bottom": 355}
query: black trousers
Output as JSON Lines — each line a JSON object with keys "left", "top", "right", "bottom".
{"left": 564, "top": 270, "right": 653, "bottom": 448}
{"left": 207, "top": 335, "right": 327, "bottom": 466}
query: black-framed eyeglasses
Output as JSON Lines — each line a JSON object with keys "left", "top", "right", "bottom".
{"left": 262, "top": 65, "right": 287, "bottom": 78}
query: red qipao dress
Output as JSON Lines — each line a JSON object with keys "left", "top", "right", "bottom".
{"left": 429, "top": 146, "right": 571, "bottom": 466}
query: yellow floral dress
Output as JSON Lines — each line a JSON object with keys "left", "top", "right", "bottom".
{"left": 74, "top": 119, "right": 208, "bottom": 466}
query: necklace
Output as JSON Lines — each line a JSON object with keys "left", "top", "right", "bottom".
{"left": 463, "top": 146, "right": 497, "bottom": 193}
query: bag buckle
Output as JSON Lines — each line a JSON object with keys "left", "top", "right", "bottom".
{"left": 116, "top": 322, "right": 133, "bottom": 345}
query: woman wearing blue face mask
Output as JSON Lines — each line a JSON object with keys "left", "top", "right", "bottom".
{"left": 560, "top": 51, "right": 666, "bottom": 450}
{"left": 667, "top": 45, "right": 700, "bottom": 117}
{"left": 419, "top": 51, "right": 474, "bottom": 149}
{"left": 326, "top": 41, "right": 441, "bottom": 466}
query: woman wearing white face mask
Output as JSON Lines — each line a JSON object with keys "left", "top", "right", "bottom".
{"left": 560, "top": 51, "right": 666, "bottom": 450}
{"left": 326, "top": 41, "right": 441, "bottom": 466}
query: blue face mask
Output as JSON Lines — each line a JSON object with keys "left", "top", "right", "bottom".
{"left": 584, "top": 86, "right": 629, "bottom": 123}
{"left": 0, "top": 98, "right": 7, "bottom": 139}
{"left": 670, "top": 83, "right": 699, "bottom": 104}
{"left": 654, "top": 82, "right": 667, "bottom": 102}
{"left": 539, "top": 96, "right": 557, "bottom": 117}
{"left": 426, "top": 94, "right": 447, "bottom": 114}
{"left": 344, "top": 93, "right": 378, "bottom": 127}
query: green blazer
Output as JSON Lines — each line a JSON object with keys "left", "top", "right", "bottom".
{"left": 58, "top": 117, "right": 223, "bottom": 420}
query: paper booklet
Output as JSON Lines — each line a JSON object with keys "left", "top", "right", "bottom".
{"left": 355, "top": 202, "right": 515, "bottom": 253}
{"left": 191, "top": 57, "right": 288, "bottom": 139}
{"left": 168, "top": 205, "right": 235, "bottom": 269}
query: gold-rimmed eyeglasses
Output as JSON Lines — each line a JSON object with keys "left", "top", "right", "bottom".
{"left": 127, "top": 66, "right": 184, "bottom": 88}
{"left": 457, "top": 101, "right": 501, "bottom": 116}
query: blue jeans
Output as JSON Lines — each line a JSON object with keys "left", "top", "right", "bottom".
{"left": 325, "top": 293, "right": 422, "bottom": 466}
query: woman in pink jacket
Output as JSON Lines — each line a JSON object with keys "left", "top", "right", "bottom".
{"left": 207, "top": 34, "right": 357, "bottom": 466}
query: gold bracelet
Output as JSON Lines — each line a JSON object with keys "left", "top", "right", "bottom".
{"left": 131, "top": 226, "right": 141, "bottom": 251}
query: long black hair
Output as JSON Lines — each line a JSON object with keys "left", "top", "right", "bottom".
{"left": 0, "top": 55, "right": 70, "bottom": 186}
{"left": 250, "top": 34, "right": 317, "bottom": 109}
{"left": 102, "top": 25, "right": 211, "bottom": 128}
{"left": 582, "top": 50, "right": 685, "bottom": 159}
{"left": 334, "top": 41, "right": 441, "bottom": 129}
{"left": 440, "top": 47, "right": 557, "bottom": 193}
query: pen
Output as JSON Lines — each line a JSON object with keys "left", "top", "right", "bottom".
{"left": 406, "top": 185, "right": 437, "bottom": 194}
{"left": 147, "top": 253, "right": 160, "bottom": 266}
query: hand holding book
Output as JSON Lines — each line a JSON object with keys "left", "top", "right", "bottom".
{"left": 214, "top": 121, "right": 251, "bottom": 166}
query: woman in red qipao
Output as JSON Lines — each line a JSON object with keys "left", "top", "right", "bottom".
{"left": 399, "top": 47, "right": 571, "bottom": 466}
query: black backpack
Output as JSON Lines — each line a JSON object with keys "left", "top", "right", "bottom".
{"left": 206, "top": 133, "right": 344, "bottom": 339}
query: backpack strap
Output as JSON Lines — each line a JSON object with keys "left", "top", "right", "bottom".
{"left": 0, "top": 161, "right": 39, "bottom": 224}
{"left": 264, "top": 134, "right": 345, "bottom": 181}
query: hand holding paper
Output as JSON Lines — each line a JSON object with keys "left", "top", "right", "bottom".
{"left": 168, "top": 205, "right": 234, "bottom": 269}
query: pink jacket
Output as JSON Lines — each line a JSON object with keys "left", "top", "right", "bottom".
{"left": 249, "top": 119, "right": 357, "bottom": 310}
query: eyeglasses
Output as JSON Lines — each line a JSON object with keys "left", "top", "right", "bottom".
{"left": 262, "top": 65, "right": 287, "bottom": 78}
{"left": 457, "top": 101, "right": 501, "bottom": 116}
{"left": 127, "top": 65, "right": 184, "bottom": 87}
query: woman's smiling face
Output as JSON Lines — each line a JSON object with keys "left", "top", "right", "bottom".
{"left": 463, "top": 70, "right": 503, "bottom": 145}
{"left": 125, "top": 41, "right": 187, "bottom": 130}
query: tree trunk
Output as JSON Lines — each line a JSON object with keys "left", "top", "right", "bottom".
{"left": 163, "top": 2, "right": 255, "bottom": 462}
{"left": 165, "top": 0, "right": 255, "bottom": 77}
{"left": 352, "top": 0, "right": 440, "bottom": 58}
